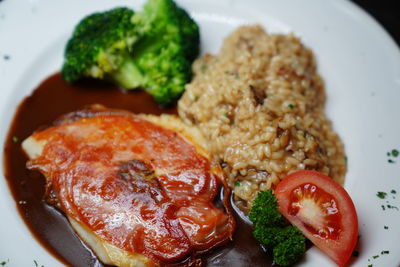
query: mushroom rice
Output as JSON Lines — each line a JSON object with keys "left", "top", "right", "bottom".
{"left": 178, "top": 25, "right": 346, "bottom": 212}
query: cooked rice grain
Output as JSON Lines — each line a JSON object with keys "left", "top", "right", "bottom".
{"left": 178, "top": 25, "right": 346, "bottom": 211}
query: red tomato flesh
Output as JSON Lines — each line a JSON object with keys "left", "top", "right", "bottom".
{"left": 275, "top": 170, "right": 358, "bottom": 267}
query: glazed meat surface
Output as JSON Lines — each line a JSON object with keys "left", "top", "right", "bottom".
{"left": 22, "top": 107, "right": 234, "bottom": 266}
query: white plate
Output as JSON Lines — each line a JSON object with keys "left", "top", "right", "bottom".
{"left": 1, "top": 0, "right": 400, "bottom": 266}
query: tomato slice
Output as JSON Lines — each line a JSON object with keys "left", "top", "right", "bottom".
{"left": 275, "top": 170, "right": 358, "bottom": 267}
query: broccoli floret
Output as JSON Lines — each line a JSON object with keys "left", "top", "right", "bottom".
{"left": 253, "top": 226, "right": 283, "bottom": 249}
{"left": 62, "top": 7, "right": 140, "bottom": 88}
{"left": 61, "top": 0, "right": 200, "bottom": 105}
{"left": 273, "top": 227, "right": 306, "bottom": 266}
{"left": 130, "top": 0, "right": 199, "bottom": 104}
{"left": 132, "top": 0, "right": 199, "bottom": 60}
{"left": 250, "top": 190, "right": 306, "bottom": 266}
{"left": 249, "top": 190, "right": 284, "bottom": 227}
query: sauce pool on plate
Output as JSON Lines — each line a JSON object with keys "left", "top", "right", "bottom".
{"left": 3, "top": 73, "right": 271, "bottom": 266}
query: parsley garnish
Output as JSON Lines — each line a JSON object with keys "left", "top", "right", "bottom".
{"left": 386, "top": 204, "right": 399, "bottom": 210}
{"left": 288, "top": 104, "right": 294, "bottom": 109}
{"left": 386, "top": 149, "right": 398, "bottom": 163}
{"left": 384, "top": 225, "right": 389, "bottom": 229}
{"left": 33, "top": 260, "right": 44, "bottom": 267}
{"left": 372, "top": 255, "right": 379, "bottom": 259}
{"left": 381, "top": 250, "right": 389, "bottom": 255}
{"left": 200, "top": 64, "right": 208, "bottom": 72}
{"left": 234, "top": 181, "right": 241, "bottom": 186}
{"left": 377, "top": 191, "right": 387, "bottom": 199}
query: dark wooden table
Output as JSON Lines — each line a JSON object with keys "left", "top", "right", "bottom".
{"left": 351, "top": 0, "right": 400, "bottom": 47}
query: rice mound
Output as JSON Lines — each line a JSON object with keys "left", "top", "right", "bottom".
{"left": 178, "top": 25, "right": 346, "bottom": 211}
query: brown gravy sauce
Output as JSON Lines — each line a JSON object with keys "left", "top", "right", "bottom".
{"left": 3, "top": 73, "right": 271, "bottom": 267}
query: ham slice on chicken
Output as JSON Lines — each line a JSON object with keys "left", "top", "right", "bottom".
{"left": 22, "top": 107, "right": 235, "bottom": 266}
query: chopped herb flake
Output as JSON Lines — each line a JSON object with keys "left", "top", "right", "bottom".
{"left": 34, "top": 260, "right": 38, "bottom": 267}
{"left": 234, "top": 181, "right": 241, "bottom": 186}
{"left": 384, "top": 225, "right": 389, "bottom": 229}
{"left": 381, "top": 250, "right": 389, "bottom": 255}
{"left": 377, "top": 191, "right": 387, "bottom": 199}
{"left": 223, "top": 71, "right": 240, "bottom": 79}
{"left": 386, "top": 204, "right": 399, "bottom": 210}
{"left": 391, "top": 189, "right": 396, "bottom": 194}
{"left": 352, "top": 250, "right": 359, "bottom": 257}
{"left": 0, "top": 259, "right": 9, "bottom": 266}
{"left": 372, "top": 255, "right": 379, "bottom": 259}
{"left": 381, "top": 205, "right": 386, "bottom": 210}
{"left": 3, "top": 55, "right": 10, "bottom": 60}
{"left": 388, "top": 159, "right": 395, "bottom": 163}
{"left": 288, "top": 104, "right": 294, "bottom": 109}
{"left": 391, "top": 149, "right": 399, "bottom": 157}
{"left": 368, "top": 265, "right": 373, "bottom": 267}
{"left": 387, "top": 152, "right": 391, "bottom": 156}
{"left": 12, "top": 136, "right": 18, "bottom": 143}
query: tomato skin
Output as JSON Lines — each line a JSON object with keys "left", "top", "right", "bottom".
{"left": 275, "top": 170, "right": 358, "bottom": 267}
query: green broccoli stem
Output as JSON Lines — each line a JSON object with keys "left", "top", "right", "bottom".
{"left": 109, "top": 36, "right": 164, "bottom": 89}
{"left": 134, "top": 35, "right": 168, "bottom": 56}
{"left": 110, "top": 57, "right": 144, "bottom": 89}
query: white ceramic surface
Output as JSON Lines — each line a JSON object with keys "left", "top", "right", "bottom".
{"left": 1, "top": 0, "right": 399, "bottom": 266}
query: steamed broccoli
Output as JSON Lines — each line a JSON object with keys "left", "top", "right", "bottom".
{"left": 249, "top": 190, "right": 306, "bottom": 266}
{"left": 61, "top": 0, "right": 200, "bottom": 105}
{"left": 249, "top": 189, "right": 285, "bottom": 227}
{"left": 130, "top": 0, "right": 199, "bottom": 104}
{"left": 61, "top": 8, "right": 139, "bottom": 88}
{"left": 273, "top": 228, "right": 306, "bottom": 267}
